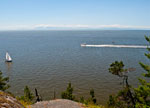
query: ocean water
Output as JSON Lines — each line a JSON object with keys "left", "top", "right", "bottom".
{"left": 0, "top": 30, "right": 150, "bottom": 104}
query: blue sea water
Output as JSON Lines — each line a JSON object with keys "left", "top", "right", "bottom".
{"left": 0, "top": 30, "right": 149, "bottom": 104}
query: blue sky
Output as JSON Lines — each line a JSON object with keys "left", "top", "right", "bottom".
{"left": 0, "top": 0, "right": 150, "bottom": 30}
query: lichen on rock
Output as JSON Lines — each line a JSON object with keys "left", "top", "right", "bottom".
{"left": 0, "top": 91, "right": 24, "bottom": 108}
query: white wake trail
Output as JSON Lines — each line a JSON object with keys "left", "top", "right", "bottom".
{"left": 81, "top": 44, "right": 148, "bottom": 48}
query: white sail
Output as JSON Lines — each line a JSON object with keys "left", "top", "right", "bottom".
{"left": 6, "top": 52, "right": 12, "bottom": 62}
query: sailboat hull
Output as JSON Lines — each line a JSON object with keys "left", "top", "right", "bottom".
{"left": 5, "top": 60, "right": 12, "bottom": 62}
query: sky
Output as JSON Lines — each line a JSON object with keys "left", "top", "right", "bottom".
{"left": 0, "top": 0, "right": 150, "bottom": 30}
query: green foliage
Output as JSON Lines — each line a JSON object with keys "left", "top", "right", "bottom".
{"left": 108, "top": 61, "right": 133, "bottom": 108}
{"left": 16, "top": 99, "right": 32, "bottom": 108}
{"left": 61, "top": 84, "right": 97, "bottom": 105}
{"left": 109, "top": 61, "right": 127, "bottom": 77}
{"left": 80, "top": 96, "right": 85, "bottom": 103}
{"left": 90, "top": 89, "right": 95, "bottom": 98}
{"left": 0, "top": 70, "right": 10, "bottom": 91}
{"left": 61, "top": 82, "right": 75, "bottom": 100}
{"left": 109, "top": 61, "right": 128, "bottom": 86}
{"left": 108, "top": 86, "right": 135, "bottom": 108}
{"left": 133, "top": 36, "right": 150, "bottom": 107}
{"left": 90, "top": 89, "right": 97, "bottom": 104}
{"left": 86, "top": 104, "right": 105, "bottom": 108}
{"left": 80, "top": 96, "right": 89, "bottom": 105}
{"left": 17, "top": 86, "right": 34, "bottom": 104}
{"left": 24, "top": 86, "right": 34, "bottom": 102}
{"left": 79, "top": 89, "right": 97, "bottom": 106}
{"left": 108, "top": 36, "right": 150, "bottom": 108}
{"left": 108, "top": 95, "right": 116, "bottom": 107}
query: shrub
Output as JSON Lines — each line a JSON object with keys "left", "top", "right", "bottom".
{"left": 0, "top": 70, "right": 10, "bottom": 91}
{"left": 61, "top": 82, "right": 75, "bottom": 100}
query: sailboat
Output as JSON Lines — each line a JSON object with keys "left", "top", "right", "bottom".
{"left": 6, "top": 52, "right": 12, "bottom": 62}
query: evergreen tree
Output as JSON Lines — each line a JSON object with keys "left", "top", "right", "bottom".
{"left": 24, "top": 86, "right": 34, "bottom": 102}
{"left": 61, "top": 82, "right": 75, "bottom": 100}
{"left": 109, "top": 61, "right": 126, "bottom": 77}
{"left": 108, "top": 36, "right": 150, "bottom": 108}
{"left": 18, "top": 86, "right": 34, "bottom": 103}
{"left": 90, "top": 89, "right": 97, "bottom": 104}
{"left": 108, "top": 61, "right": 135, "bottom": 108}
{"left": 80, "top": 96, "right": 85, "bottom": 103}
{"left": 0, "top": 70, "right": 10, "bottom": 91}
{"left": 134, "top": 36, "right": 150, "bottom": 107}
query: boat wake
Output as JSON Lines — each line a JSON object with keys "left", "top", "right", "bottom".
{"left": 81, "top": 44, "right": 148, "bottom": 49}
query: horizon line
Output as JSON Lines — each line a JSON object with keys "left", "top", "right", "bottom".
{"left": 0, "top": 24, "right": 150, "bottom": 31}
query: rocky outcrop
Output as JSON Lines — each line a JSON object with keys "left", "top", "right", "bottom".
{"left": 0, "top": 91, "right": 24, "bottom": 108}
{"left": 28, "top": 99, "right": 85, "bottom": 108}
{"left": 0, "top": 91, "right": 85, "bottom": 108}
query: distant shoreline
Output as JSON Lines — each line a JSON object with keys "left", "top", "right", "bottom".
{"left": 0, "top": 29, "right": 150, "bottom": 32}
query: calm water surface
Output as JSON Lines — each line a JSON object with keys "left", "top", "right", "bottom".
{"left": 0, "top": 30, "right": 150, "bottom": 105}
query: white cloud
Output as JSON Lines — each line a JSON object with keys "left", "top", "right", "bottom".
{"left": 34, "top": 24, "right": 90, "bottom": 28}
{"left": 0, "top": 24, "right": 150, "bottom": 30}
{"left": 34, "top": 24, "right": 150, "bottom": 29}
{"left": 0, "top": 25, "right": 34, "bottom": 30}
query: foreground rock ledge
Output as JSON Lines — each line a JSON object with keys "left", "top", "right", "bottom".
{"left": 0, "top": 91, "right": 85, "bottom": 108}
{"left": 28, "top": 99, "right": 85, "bottom": 108}
{"left": 0, "top": 91, "right": 24, "bottom": 108}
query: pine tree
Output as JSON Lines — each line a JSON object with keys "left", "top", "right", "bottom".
{"left": 90, "top": 89, "right": 97, "bottom": 104}
{"left": 134, "top": 36, "right": 150, "bottom": 107}
{"left": 108, "top": 61, "right": 135, "bottom": 108}
{"left": 108, "top": 36, "right": 150, "bottom": 108}
{"left": 0, "top": 70, "right": 10, "bottom": 91}
{"left": 61, "top": 82, "right": 75, "bottom": 100}
{"left": 109, "top": 61, "right": 126, "bottom": 77}
{"left": 24, "top": 86, "right": 34, "bottom": 102}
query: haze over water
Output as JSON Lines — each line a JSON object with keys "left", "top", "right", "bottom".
{"left": 0, "top": 30, "right": 150, "bottom": 104}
